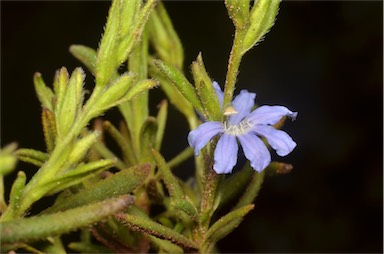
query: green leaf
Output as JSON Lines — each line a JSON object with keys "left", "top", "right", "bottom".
{"left": 69, "top": 44, "right": 97, "bottom": 74}
{"left": 95, "top": 0, "right": 120, "bottom": 87}
{"left": 0, "top": 143, "right": 18, "bottom": 176}
{"left": 152, "top": 149, "right": 183, "bottom": 200}
{"left": 155, "top": 100, "right": 168, "bottom": 151}
{"left": 16, "top": 149, "right": 48, "bottom": 167}
{"left": 191, "top": 53, "right": 221, "bottom": 120}
{"left": 53, "top": 67, "right": 69, "bottom": 118}
{"left": 94, "top": 72, "right": 136, "bottom": 112}
{"left": 148, "top": 2, "right": 184, "bottom": 69}
{"left": 219, "top": 162, "right": 253, "bottom": 207}
{"left": 154, "top": 60, "right": 203, "bottom": 114}
{"left": 116, "top": 0, "right": 158, "bottom": 64}
{"left": 55, "top": 68, "right": 85, "bottom": 138}
{"left": 44, "top": 163, "right": 150, "bottom": 213}
{"left": 202, "top": 204, "right": 254, "bottom": 252}
{"left": 120, "top": 79, "right": 158, "bottom": 104}
{"left": 34, "top": 72, "right": 54, "bottom": 111}
{"left": 149, "top": 235, "right": 184, "bottom": 253}
{"left": 103, "top": 120, "right": 136, "bottom": 166}
{"left": 242, "top": 0, "right": 281, "bottom": 53}
{"left": 8, "top": 171, "right": 26, "bottom": 210}
{"left": 43, "top": 159, "right": 115, "bottom": 196}
{"left": 152, "top": 149, "right": 197, "bottom": 221}
{"left": 140, "top": 117, "right": 157, "bottom": 162}
{"left": 116, "top": 213, "right": 198, "bottom": 251}
{"left": 0, "top": 195, "right": 134, "bottom": 244}
{"left": 119, "top": 0, "right": 141, "bottom": 41}
{"left": 67, "top": 130, "right": 101, "bottom": 165}
{"left": 1, "top": 171, "right": 27, "bottom": 222}
{"left": 234, "top": 170, "right": 265, "bottom": 210}
{"left": 68, "top": 242, "right": 112, "bottom": 253}
{"left": 149, "top": 62, "right": 195, "bottom": 120}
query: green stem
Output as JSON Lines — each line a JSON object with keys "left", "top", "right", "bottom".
{"left": 222, "top": 28, "right": 246, "bottom": 110}
{"left": 199, "top": 142, "right": 222, "bottom": 232}
{"left": 234, "top": 170, "right": 265, "bottom": 210}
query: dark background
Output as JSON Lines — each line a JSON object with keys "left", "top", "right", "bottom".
{"left": 1, "top": 1, "right": 382, "bottom": 253}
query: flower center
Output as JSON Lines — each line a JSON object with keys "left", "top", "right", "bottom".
{"left": 224, "top": 119, "right": 254, "bottom": 136}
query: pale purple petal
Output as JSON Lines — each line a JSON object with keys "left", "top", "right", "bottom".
{"left": 229, "top": 90, "right": 256, "bottom": 125}
{"left": 213, "top": 134, "right": 238, "bottom": 174}
{"left": 246, "top": 105, "right": 297, "bottom": 126}
{"left": 188, "top": 122, "right": 224, "bottom": 156}
{"left": 213, "top": 81, "right": 224, "bottom": 106}
{"left": 252, "top": 125, "right": 297, "bottom": 156}
{"left": 238, "top": 133, "right": 271, "bottom": 172}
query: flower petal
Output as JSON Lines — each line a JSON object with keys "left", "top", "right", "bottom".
{"left": 188, "top": 121, "right": 224, "bottom": 156}
{"left": 213, "top": 134, "right": 238, "bottom": 174}
{"left": 238, "top": 133, "right": 271, "bottom": 172}
{"left": 246, "top": 105, "right": 297, "bottom": 126}
{"left": 252, "top": 125, "right": 297, "bottom": 156}
{"left": 213, "top": 81, "right": 224, "bottom": 107}
{"left": 229, "top": 90, "right": 256, "bottom": 125}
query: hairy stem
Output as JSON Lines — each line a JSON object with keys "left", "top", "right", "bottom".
{"left": 223, "top": 28, "right": 246, "bottom": 110}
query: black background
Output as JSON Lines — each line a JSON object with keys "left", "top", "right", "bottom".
{"left": 1, "top": 1, "right": 382, "bottom": 253}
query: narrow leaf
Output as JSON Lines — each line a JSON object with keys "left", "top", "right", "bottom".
{"left": 53, "top": 67, "right": 69, "bottom": 118}
{"left": 116, "top": 0, "right": 158, "bottom": 64}
{"left": 34, "top": 73, "right": 54, "bottom": 111}
{"left": 202, "top": 204, "right": 254, "bottom": 252}
{"left": 154, "top": 60, "right": 203, "bottom": 114}
{"left": 149, "top": 63, "right": 195, "bottom": 119}
{"left": 220, "top": 162, "right": 253, "bottom": 207}
{"left": 191, "top": 53, "right": 221, "bottom": 120}
{"left": 9, "top": 171, "right": 26, "bottom": 209}
{"left": 43, "top": 159, "right": 115, "bottom": 196}
{"left": 69, "top": 44, "right": 97, "bottom": 74}
{"left": 242, "top": 0, "right": 281, "bottom": 53}
{"left": 148, "top": 2, "right": 184, "bottom": 69}
{"left": 0, "top": 195, "right": 134, "bottom": 244}
{"left": 116, "top": 213, "right": 198, "bottom": 251}
{"left": 120, "top": 79, "right": 158, "bottom": 104}
{"left": 95, "top": 0, "right": 120, "bottom": 87}
{"left": 16, "top": 149, "right": 48, "bottom": 167}
{"left": 103, "top": 120, "right": 136, "bottom": 166}
{"left": 234, "top": 170, "right": 265, "bottom": 210}
{"left": 56, "top": 68, "right": 84, "bottom": 138}
{"left": 67, "top": 130, "right": 101, "bottom": 165}
{"left": 152, "top": 149, "right": 183, "bottom": 199}
{"left": 0, "top": 171, "right": 27, "bottom": 222}
{"left": 44, "top": 163, "right": 150, "bottom": 213}
{"left": 140, "top": 117, "right": 157, "bottom": 162}
{"left": 95, "top": 72, "right": 136, "bottom": 112}
{"left": 149, "top": 235, "right": 184, "bottom": 254}
{"left": 155, "top": 100, "right": 168, "bottom": 151}
{"left": 0, "top": 143, "right": 18, "bottom": 176}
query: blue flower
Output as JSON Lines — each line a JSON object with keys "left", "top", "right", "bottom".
{"left": 188, "top": 82, "right": 297, "bottom": 174}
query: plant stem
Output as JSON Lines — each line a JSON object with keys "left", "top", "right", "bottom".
{"left": 199, "top": 142, "right": 222, "bottom": 233}
{"left": 223, "top": 28, "right": 246, "bottom": 110}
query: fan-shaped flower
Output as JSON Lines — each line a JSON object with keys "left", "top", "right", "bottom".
{"left": 188, "top": 82, "right": 297, "bottom": 174}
